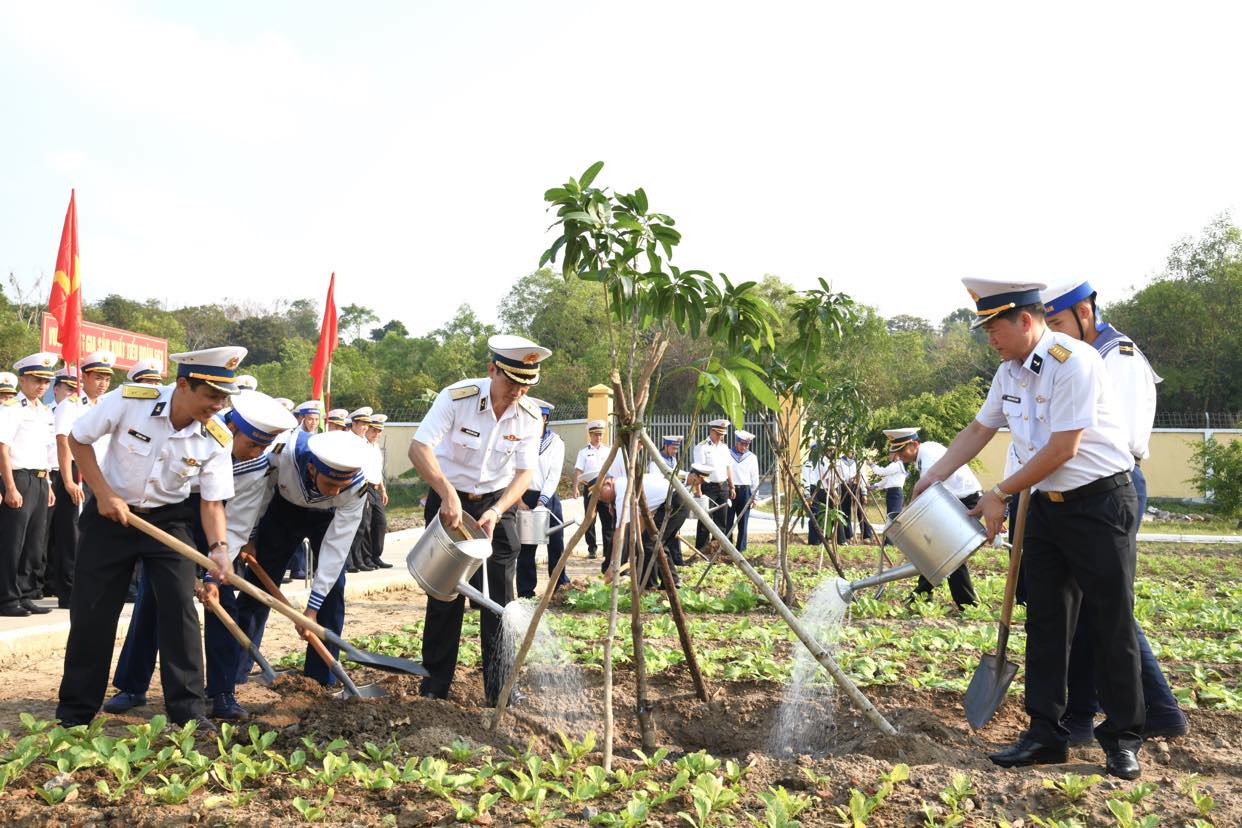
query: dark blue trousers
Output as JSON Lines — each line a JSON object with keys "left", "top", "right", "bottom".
{"left": 235, "top": 494, "right": 339, "bottom": 686}
{"left": 807, "top": 486, "right": 828, "bottom": 545}
{"left": 1064, "top": 465, "right": 1180, "bottom": 721}
{"left": 517, "top": 491, "right": 569, "bottom": 598}
{"left": 884, "top": 486, "right": 903, "bottom": 519}
{"left": 729, "top": 485, "right": 752, "bottom": 551}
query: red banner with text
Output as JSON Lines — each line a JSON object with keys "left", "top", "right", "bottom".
{"left": 41, "top": 313, "right": 168, "bottom": 372}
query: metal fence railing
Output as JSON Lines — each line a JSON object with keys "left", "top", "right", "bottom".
{"left": 644, "top": 412, "right": 777, "bottom": 474}
{"left": 1153, "top": 412, "right": 1241, "bottom": 429}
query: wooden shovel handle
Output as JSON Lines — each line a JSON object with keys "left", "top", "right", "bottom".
{"left": 998, "top": 489, "right": 1032, "bottom": 629}
{"left": 126, "top": 513, "right": 332, "bottom": 642}
{"left": 195, "top": 585, "right": 253, "bottom": 650}
{"left": 238, "top": 549, "right": 341, "bottom": 669}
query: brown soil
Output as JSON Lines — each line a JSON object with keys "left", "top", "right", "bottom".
{"left": 1, "top": 579, "right": 1238, "bottom": 825}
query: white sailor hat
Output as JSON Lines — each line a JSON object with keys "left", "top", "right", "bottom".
{"left": 587, "top": 419, "right": 606, "bottom": 432}
{"left": 689, "top": 462, "right": 714, "bottom": 476}
{"left": 326, "top": 408, "right": 348, "bottom": 426}
{"left": 171, "top": 347, "right": 249, "bottom": 394}
{"left": 961, "top": 277, "right": 1048, "bottom": 330}
{"left": 883, "top": 427, "right": 920, "bottom": 450}
{"left": 294, "top": 400, "right": 323, "bottom": 416}
{"left": 55, "top": 367, "right": 79, "bottom": 388}
{"left": 233, "top": 374, "right": 258, "bottom": 392}
{"left": 662, "top": 434, "right": 684, "bottom": 446}
{"left": 708, "top": 418, "right": 729, "bottom": 433}
{"left": 0, "top": 372, "right": 17, "bottom": 394}
{"left": 348, "top": 406, "right": 373, "bottom": 424}
{"left": 307, "top": 431, "right": 368, "bottom": 482}
{"left": 127, "top": 358, "right": 165, "bottom": 383}
{"left": 81, "top": 350, "right": 117, "bottom": 374}
{"left": 272, "top": 397, "right": 294, "bottom": 411}
{"left": 228, "top": 391, "right": 298, "bottom": 446}
{"left": 367, "top": 413, "right": 388, "bottom": 430}
{"left": 530, "top": 398, "right": 554, "bottom": 415}
{"left": 14, "top": 352, "right": 60, "bottom": 379}
{"left": 488, "top": 334, "right": 551, "bottom": 386}
{"left": 1041, "top": 280, "right": 1096, "bottom": 316}
{"left": 735, "top": 429, "right": 755, "bottom": 443}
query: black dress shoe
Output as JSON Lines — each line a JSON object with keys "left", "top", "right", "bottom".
{"left": 1143, "top": 712, "right": 1189, "bottom": 740}
{"left": 20, "top": 600, "right": 52, "bottom": 615}
{"left": 102, "top": 691, "right": 148, "bottom": 714}
{"left": 989, "top": 736, "right": 1068, "bottom": 768}
{"left": 0, "top": 606, "right": 31, "bottom": 617}
{"left": 1104, "top": 746, "right": 1141, "bottom": 779}
{"left": 373, "top": 560, "right": 393, "bottom": 569}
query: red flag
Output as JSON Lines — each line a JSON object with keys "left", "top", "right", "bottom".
{"left": 48, "top": 190, "right": 83, "bottom": 366}
{"left": 310, "top": 272, "right": 338, "bottom": 400}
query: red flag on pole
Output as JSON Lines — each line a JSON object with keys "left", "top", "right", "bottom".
{"left": 310, "top": 272, "right": 338, "bottom": 401}
{"left": 48, "top": 190, "right": 83, "bottom": 366}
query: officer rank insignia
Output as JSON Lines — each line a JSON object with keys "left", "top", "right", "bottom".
{"left": 205, "top": 417, "right": 232, "bottom": 446}
{"left": 1048, "top": 344, "right": 1072, "bottom": 363}
{"left": 122, "top": 384, "right": 161, "bottom": 399}
{"left": 1118, "top": 342, "right": 1135, "bottom": 355}
{"left": 449, "top": 385, "right": 479, "bottom": 401}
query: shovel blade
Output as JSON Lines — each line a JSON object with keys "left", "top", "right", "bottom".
{"left": 330, "top": 634, "right": 430, "bottom": 677}
{"left": 333, "top": 683, "right": 387, "bottom": 700}
{"left": 964, "top": 653, "right": 1019, "bottom": 730}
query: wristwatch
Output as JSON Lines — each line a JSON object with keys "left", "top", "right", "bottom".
{"left": 990, "top": 484, "right": 1011, "bottom": 503}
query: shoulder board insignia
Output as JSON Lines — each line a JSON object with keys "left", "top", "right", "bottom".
{"left": 1048, "top": 344, "right": 1072, "bottom": 363}
{"left": 122, "top": 384, "right": 161, "bottom": 400}
{"left": 272, "top": 441, "right": 285, "bottom": 454}
{"left": 450, "top": 385, "right": 480, "bottom": 401}
{"left": 205, "top": 418, "right": 232, "bottom": 447}
{"left": 1118, "top": 342, "right": 1135, "bottom": 356}
{"left": 518, "top": 397, "right": 539, "bottom": 418}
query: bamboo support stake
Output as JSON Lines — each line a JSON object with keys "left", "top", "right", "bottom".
{"left": 488, "top": 443, "right": 622, "bottom": 733}
{"left": 638, "top": 428, "right": 898, "bottom": 736}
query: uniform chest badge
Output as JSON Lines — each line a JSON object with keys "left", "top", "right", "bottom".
{"left": 127, "top": 429, "right": 152, "bottom": 443}
{"left": 183, "top": 457, "right": 200, "bottom": 467}
{"left": 503, "top": 434, "right": 520, "bottom": 441}
{"left": 1002, "top": 394, "right": 1021, "bottom": 403}
{"left": 460, "top": 427, "right": 480, "bottom": 438}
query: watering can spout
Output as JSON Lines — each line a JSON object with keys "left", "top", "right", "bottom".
{"left": 455, "top": 580, "right": 507, "bottom": 618}
{"left": 838, "top": 562, "right": 922, "bottom": 604}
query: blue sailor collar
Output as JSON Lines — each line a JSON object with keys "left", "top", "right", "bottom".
{"left": 1092, "top": 322, "right": 1126, "bottom": 354}
{"left": 293, "top": 429, "right": 364, "bottom": 500}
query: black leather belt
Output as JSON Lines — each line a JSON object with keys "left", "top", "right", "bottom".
{"left": 1039, "top": 471, "right": 1131, "bottom": 503}
{"left": 15, "top": 469, "right": 48, "bottom": 478}
{"left": 456, "top": 489, "right": 501, "bottom": 502}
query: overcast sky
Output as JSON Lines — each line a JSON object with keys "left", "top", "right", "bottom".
{"left": 3, "top": 1, "right": 1240, "bottom": 336}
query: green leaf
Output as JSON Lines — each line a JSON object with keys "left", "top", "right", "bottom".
{"left": 579, "top": 161, "right": 605, "bottom": 189}
{"left": 735, "top": 368, "right": 780, "bottom": 411}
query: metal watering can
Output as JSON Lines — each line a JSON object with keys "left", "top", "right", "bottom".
{"left": 517, "top": 506, "right": 578, "bottom": 545}
{"left": 406, "top": 513, "right": 506, "bottom": 617}
{"left": 833, "top": 481, "right": 988, "bottom": 603}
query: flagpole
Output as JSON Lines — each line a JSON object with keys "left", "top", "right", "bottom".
{"left": 324, "top": 361, "right": 332, "bottom": 432}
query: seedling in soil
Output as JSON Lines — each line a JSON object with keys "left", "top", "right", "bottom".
{"left": 559, "top": 730, "right": 598, "bottom": 764}
{"left": 35, "top": 780, "right": 79, "bottom": 805}
{"left": 633, "top": 746, "right": 670, "bottom": 769}
{"left": 591, "top": 796, "right": 650, "bottom": 827}
{"left": 292, "top": 786, "right": 335, "bottom": 822}
{"left": 645, "top": 768, "right": 691, "bottom": 806}
{"left": 751, "top": 785, "right": 814, "bottom": 828}
{"left": 1043, "top": 772, "right": 1103, "bottom": 802}
{"left": 918, "top": 802, "right": 964, "bottom": 828}
{"left": 448, "top": 791, "right": 501, "bottom": 824}
{"left": 834, "top": 764, "right": 910, "bottom": 828}
{"left": 1116, "top": 781, "right": 1157, "bottom": 806}
{"left": 442, "top": 737, "right": 479, "bottom": 763}
{"left": 678, "top": 772, "right": 740, "bottom": 827}
{"left": 144, "top": 771, "right": 207, "bottom": 805}
{"left": 1026, "top": 816, "right": 1087, "bottom": 828}
{"left": 676, "top": 750, "right": 722, "bottom": 776}
{"left": 938, "top": 772, "right": 975, "bottom": 816}
{"left": 523, "top": 787, "right": 565, "bottom": 827}
{"left": 1106, "top": 799, "right": 1159, "bottom": 828}
{"left": 300, "top": 735, "right": 349, "bottom": 760}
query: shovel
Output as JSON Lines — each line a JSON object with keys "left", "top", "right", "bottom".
{"left": 963, "top": 489, "right": 1031, "bottom": 730}
{"left": 239, "top": 550, "right": 387, "bottom": 700}
{"left": 127, "top": 514, "right": 427, "bottom": 679}
{"left": 195, "top": 583, "right": 279, "bottom": 686}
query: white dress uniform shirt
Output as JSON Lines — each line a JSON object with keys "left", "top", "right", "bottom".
{"left": 976, "top": 328, "right": 1133, "bottom": 492}
{"left": 869, "top": 459, "right": 907, "bottom": 490}
{"left": 225, "top": 431, "right": 366, "bottom": 608}
{"left": 731, "top": 449, "right": 760, "bottom": 488}
{"left": 527, "top": 429, "right": 565, "bottom": 505}
{"left": 0, "top": 393, "right": 56, "bottom": 470}
{"left": 70, "top": 384, "right": 234, "bottom": 506}
{"left": 1094, "top": 325, "right": 1160, "bottom": 461}
{"left": 413, "top": 377, "right": 541, "bottom": 495}
{"left": 915, "top": 441, "right": 981, "bottom": 498}
{"left": 54, "top": 394, "right": 109, "bottom": 465}
{"left": 574, "top": 442, "right": 610, "bottom": 484}
{"left": 605, "top": 450, "right": 628, "bottom": 480}
{"left": 833, "top": 456, "right": 859, "bottom": 487}
{"left": 223, "top": 451, "right": 274, "bottom": 553}
{"left": 612, "top": 473, "right": 673, "bottom": 528}
{"left": 357, "top": 435, "right": 384, "bottom": 485}
{"left": 692, "top": 438, "right": 732, "bottom": 483}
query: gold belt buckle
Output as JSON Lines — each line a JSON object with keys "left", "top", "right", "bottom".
{"left": 36, "top": 470, "right": 47, "bottom": 478}
{"left": 1047, "top": 490, "right": 1064, "bottom": 502}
